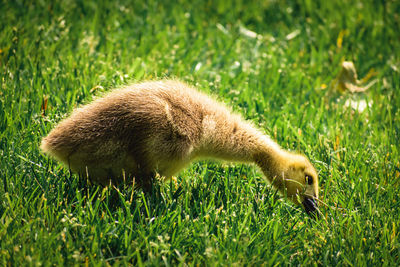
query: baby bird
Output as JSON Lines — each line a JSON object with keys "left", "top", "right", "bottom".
{"left": 41, "top": 80, "right": 319, "bottom": 215}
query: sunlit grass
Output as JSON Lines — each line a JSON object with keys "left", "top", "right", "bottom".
{"left": 1, "top": 0, "right": 399, "bottom": 265}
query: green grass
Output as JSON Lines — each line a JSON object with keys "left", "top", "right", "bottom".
{"left": 1, "top": 0, "right": 399, "bottom": 265}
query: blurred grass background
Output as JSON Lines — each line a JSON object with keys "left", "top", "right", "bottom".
{"left": 1, "top": 0, "right": 399, "bottom": 265}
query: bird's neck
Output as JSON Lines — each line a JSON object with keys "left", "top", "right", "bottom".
{"left": 196, "top": 113, "right": 285, "bottom": 186}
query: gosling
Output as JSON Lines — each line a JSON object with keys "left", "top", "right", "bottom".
{"left": 41, "top": 80, "right": 319, "bottom": 215}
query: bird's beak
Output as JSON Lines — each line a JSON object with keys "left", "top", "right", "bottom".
{"left": 302, "top": 197, "right": 319, "bottom": 219}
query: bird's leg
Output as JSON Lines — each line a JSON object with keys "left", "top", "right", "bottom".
{"left": 135, "top": 171, "right": 156, "bottom": 193}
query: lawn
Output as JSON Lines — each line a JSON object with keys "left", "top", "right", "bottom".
{"left": 1, "top": 0, "right": 399, "bottom": 265}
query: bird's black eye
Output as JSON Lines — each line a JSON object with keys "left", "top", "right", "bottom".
{"left": 306, "top": 175, "right": 313, "bottom": 185}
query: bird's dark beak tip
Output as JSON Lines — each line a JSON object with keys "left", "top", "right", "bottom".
{"left": 302, "top": 197, "right": 319, "bottom": 219}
